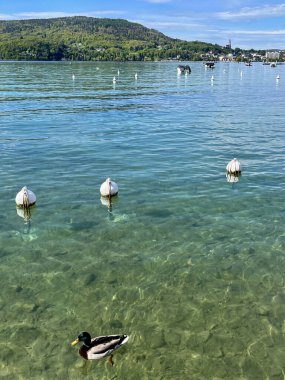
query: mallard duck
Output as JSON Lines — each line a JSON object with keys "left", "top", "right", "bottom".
{"left": 71, "top": 332, "right": 129, "bottom": 365}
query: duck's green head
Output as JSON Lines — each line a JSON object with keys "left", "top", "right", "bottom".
{"left": 71, "top": 332, "right": 91, "bottom": 347}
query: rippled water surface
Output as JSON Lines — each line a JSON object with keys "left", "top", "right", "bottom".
{"left": 0, "top": 61, "right": 285, "bottom": 379}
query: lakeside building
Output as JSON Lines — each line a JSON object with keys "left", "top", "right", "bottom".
{"left": 266, "top": 51, "right": 280, "bottom": 60}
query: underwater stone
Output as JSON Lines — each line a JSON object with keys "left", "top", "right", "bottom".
{"left": 149, "top": 331, "right": 165, "bottom": 349}
{"left": 187, "top": 331, "right": 211, "bottom": 351}
{"left": 0, "top": 249, "right": 9, "bottom": 258}
{"left": 62, "top": 264, "right": 71, "bottom": 272}
{"left": 197, "top": 331, "right": 211, "bottom": 344}
{"left": 110, "top": 319, "right": 123, "bottom": 329}
{"left": 248, "top": 247, "right": 255, "bottom": 255}
{"left": 83, "top": 273, "right": 97, "bottom": 286}
{"left": 165, "top": 331, "right": 181, "bottom": 346}
{"left": 267, "top": 367, "right": 283, "bottom": 379}
{"left": 13, "top": 326, "right": 41, "bottom": 346}
{"left": 31, "top": 304, "right": 40, "bottom": 312}
{"left": 242, "top": 357, "right": 264, "bottom": 379}
{"left": 1, "top": 347, "right": 14, "bottom": 364}
{"left": 256, "top": 306, "right": 270, "bottom": 316}
{"left": 74, "top": 360, "right": 86, "bottom": 369}
{"left": 213, "top": 347, "right": 224, "bottom": 358}
{"left": 134, "top": 354, "right": 147, "bottom": 363}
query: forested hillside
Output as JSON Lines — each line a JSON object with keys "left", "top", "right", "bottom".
{"left": 0, "top": 16, "right": 229, "bottom": 61}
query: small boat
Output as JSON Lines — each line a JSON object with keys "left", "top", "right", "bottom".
{"left": 271, "top": 63, "right": 276, "bottom": 68}
{"left": 177, "top": 65, "right": 191, "bottom": 74}
{"left": 204, "top": 62, "right": 215, "bottom": 69}
{"left": 244, "top": 61, "right": 252, "bottom": 66}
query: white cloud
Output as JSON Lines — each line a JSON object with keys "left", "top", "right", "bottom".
{"left": 0, "top": 13, "right": 15, "bottom": 20}
{"left": 136, "top": 20, "right": 203, "bottom": 30}
{"left": 16, "top": 12, "right": 77, "bottom": 19}
{"left": 2, "top": 10, "right": 125, "bottom": 20}
{"left": 217, "top": 4, "right": 285, "bottom": 20}
{"left": 230, "top": 29, "right": 285, "bottom": 35}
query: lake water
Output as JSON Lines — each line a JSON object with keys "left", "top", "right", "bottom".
{"left": 0, "top": 61, "right": 284, "bottom": 379}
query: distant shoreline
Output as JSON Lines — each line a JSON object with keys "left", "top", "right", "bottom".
{"left": 2, "top": 16, "right": 282, "bottom": 62}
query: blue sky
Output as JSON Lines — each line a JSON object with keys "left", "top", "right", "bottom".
{"left": 1, "top": 0, "right": 284, "bottom": 50}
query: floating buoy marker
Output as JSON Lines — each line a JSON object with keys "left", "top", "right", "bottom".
{"left": 226, "top": 158, "right": 241, "bottom": 175}
{"left": 100, "top": 178, "right": 118, "bottom": 198}
{"left": 15, "top": 186, "right": 36, "bottom": 208}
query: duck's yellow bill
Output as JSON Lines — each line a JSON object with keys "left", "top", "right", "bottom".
{"left": 71, "top": 338, "right": 79, "bottom": 346}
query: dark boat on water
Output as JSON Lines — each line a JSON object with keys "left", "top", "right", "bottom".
{"left": 204, "top": 62, "right": 215, "bottom": 69}
{"left": 177, "top": 65, "right": 191, "bottom": 74}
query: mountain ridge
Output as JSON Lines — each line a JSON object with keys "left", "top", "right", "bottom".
{"left": 0, "top": 16, "right": 230, "bottom": 61}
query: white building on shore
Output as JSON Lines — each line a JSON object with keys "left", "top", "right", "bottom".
{"left": 266, "top": 51, "right": 280, "bottom": 60}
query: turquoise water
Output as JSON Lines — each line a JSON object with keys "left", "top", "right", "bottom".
{"left": 0, "top": 61, "right": 284, "bottom": 379}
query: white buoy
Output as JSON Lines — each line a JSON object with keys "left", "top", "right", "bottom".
{"left": 72, "top": 74, "right": 75, "bottom": 80}
{"left": 211, "top": 75, "right": 214, "bottom": 81}
{"left": 15, "top": 186, "right": 36, "bottom": 208}
{"left": 113, "top": 76, "right": 116, "bottom": 84}
{"left": 226, "top": 158, "right": 241, "bottom": 175}
{"left": 240, "top": 71, "right": 243, "bottom": 77}
{"left": 118, "top": 69, "right": 120, "bottom": 76}
{"left": 276, "top": 74, "right": 280, "bottom": 80}
{"left": 135, "top": 73, "right": 138, "bottom": 80}
{"left": 100, "top": 178, "right": 118, "bottom": 198}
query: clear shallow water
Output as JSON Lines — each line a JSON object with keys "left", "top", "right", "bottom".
{"left": 0, "top": 61, "right": 285, "bottom": 379}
